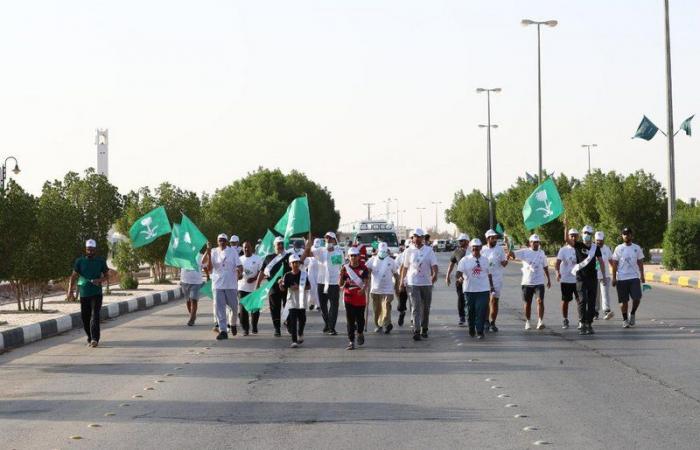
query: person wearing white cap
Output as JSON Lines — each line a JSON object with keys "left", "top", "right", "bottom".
{"left": 445, "top": 233, "right": 470, "bottom": 326}
{"left": 238, "top": 241, "right": 264, "bottom": 335}
{"left": 229, "top": 235, "right": 241, "bottom": 255}
{"left": 68, "top": 239, "right": 110, "bottom": 347}
{"left": 305, "top": 238, "right": 324, "bottom": 311}
{"left": 556, "top": 228, "right": 581, "bottom": 329}
{"left": 508, "top": 234, "right": 551, "bottom": 330}
{"left": 340, "top": 246, "right": 370, "bottom": 349}
{"left": 399, "top": 227, "right": 439, "bottom": 341}
{"left": 594, "top": 231, "right": 614, "bottom": 320}
{"left": 306, "top": 231, "right": 344, "bottom": 335}
{"left": 456, "top": 238, "right": 495, "bottom": 339}
{"left": 571, "top": 225, "right": 605, "bottom": 335}
{"left": 279, "top": 253, "right": 310, "bottom": 348}
{"left": 395, "top": 243, "right": 409, "bottom": 326}
{"left": 366, "top": 242, "right": 399, "bottom": 333}
{"left": 611, "top": 227, "right": 645, "bottom": 328}
{"left": 482, "top": 229, "right": 508, "bottom": 332}
{"left": 257, "top": 236, "right": 294, "bottom": 336}
{"left": 206, "top": 233, "right": 243, "bottom": 340}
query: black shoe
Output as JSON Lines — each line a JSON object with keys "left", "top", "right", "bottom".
{"left": 346, "top": 341, "right": 355, "bottom": 350}
{"left": 216, "top": 331, "right": 228, "bottom": 340}
{"left": 322, "top": 327, "right": 330, "bottom": 334}
{"left": 421, "top": 328, "right": 428, "bottom": 339}
{"left": 476, "top": 333, "right": 485, "bottom": 340}
{"left": 243, "top": 330, "right": 249, "bottom": 336}
{"left": 384, "top": 323, "right": 393, "bottom": 334}
{"left": 490, "top": 322, "right": 499, "bottom": 332}
{"left": 398, "top": 312, "right": 405, "bottom": 327}
{"left": 329, "top": 329, "right": 338, "bottom": 336}
{"left": 469, "top": 328, "right": 476, "bottom": 337}
{"left": 252, "top": 326, "right": 258, "bottom": 334}
{"left": 274, "top": 329, "right": 282, "bottom": 337}
{"left": 413, "top": 332, "right": 422, "bottom": 341}
{"left": 187, "top": 319, "right": 194, "bottom": 326}
{"left": 231, "top": 326, "right": 238, "bottom": 336}
{"left": 358, "top": 334, "right": 365, "bottom": 346}
{"left": 309, "top": 305, "right": 315, "bottom": 310}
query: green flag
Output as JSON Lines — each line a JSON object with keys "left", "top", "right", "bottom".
{"left": 200, "top": 279, "right": 213, "bottom": 299}
{"left": 522, "top": 178, "right": 564, "bottom": 230}
{"left": 633, "top": 115, "right": 660, "bottom": 141}
{"left": 274, "top": 196, "right": 311, "bottom": 243}
{"left": 257, "top": 229, "right": 279, "bottom": 257}
{"left": 240, "top": 266, "right": 284, "bottom": 313}
{"left": 495, "top": 223, "right": 504, "bottom": 235}
{"left": 679, "top": 115, "right": 694, "bottom": 136}
{"left": 173, "top": 214, "right": 207, "bottom": 262}
{"left": 129, "top": 206, "right": 172, "bottom": 248}
{"left": 165, "top": 224, "right": 198, "bottom": 270}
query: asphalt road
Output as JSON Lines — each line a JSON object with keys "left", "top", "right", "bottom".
{"left": 1, "top": 253, "right": 699, "bottom": 450}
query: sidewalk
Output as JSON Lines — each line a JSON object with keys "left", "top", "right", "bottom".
{"left": 0, "top": 280, "right": 184, "bottom": 353}
{"left": 544, "top": 257, "right": 700, "bottom": 290}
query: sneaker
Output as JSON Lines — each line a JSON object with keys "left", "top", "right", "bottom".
{"left": 252, "top": 326, "right": 258, "bottom": 334}
{"left": 329, "top": 329, "right": 338, "bottom": 336}
{"left": 577, "top": 321, "right": 583, "bottom": 330}
{"left": 490, "top": 322, "right": 499, "bottom": 332}
{"left": 243, "top": 330, "right": 249, "bottom": 336}
{"left": 622, "top": 320, "right": 630, "bottom": 328}
{"left": 629, "top": 314, "right": 636, "bottom": 326}
{"left": 476, "top": 333, "right": 484, "bottom": 340}
{"left": 458, "top": 319, "right": 466, "bottom": 327}
{"left": 468, "top": 328, "right": 476, "bottom": 337}
{"left": 374, "top": 327, "right": 383, "bottom": 333}
{"left": 384, "top": 323, "right": 393, "bottom": 334}
{"left": 346, "top": 341, "right": 355, "bottom": 350}
{"left": 420, "top": 329, "right": 428, "bottom": 339}
{"left": 536, "top": 319, "right": 545, "bottom": 330}
{"left": 358, "top": 334, "right": 365, "bottom": 346}
{"left": 604, "top": 310, "right": 615, "bottom": 320}
{"left": 588, "top": 325, "right": 595, "bottom": 335}
{"left": 594, "top": 311, "right": 599, "bottom": 320}
{"left": 398, "top": 312, "right": 405, "bottom": 327}
{"left": 187, "top": 319, "right": 195, "bottom": 326}
{"left": 412, "top": 332, "right": 422, "bottom": 341}
{"left": 562, "top": 319, "right": 570, "bottom": 329}
{"left": 212, "top": 326, "right": 220, "bottom": 334}
{"left": 309, "top": 305, "right": 315, "bottom": 310}
{"left": 524, "top": 320, "right": 532, "bottom": 330}
{"left": 579, "top": 325, "right": 589, "bottom": 336}
{"left": 298, "top": 335, "right": 304, "bottom": 344}
{"left": 90, "top": 340, "right": 98, "bottom": 348}
{"left": 231, "top": 326, "right": 238, "bottom": 336}
{"left": 216, "top": 331, "right": 228, "bottom": 340}
{"left": 290, "top": 342, "right": 299, "bottom": 348}
{"left": 322, "top": 327, "right": 330, "bottom": 334}
{"left": 274, "top": 330, "right": 282, "bottom": 337}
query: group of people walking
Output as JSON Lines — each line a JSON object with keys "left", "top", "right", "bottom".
{"left": 68, "top": 223, "right": 646, "bottom": 349}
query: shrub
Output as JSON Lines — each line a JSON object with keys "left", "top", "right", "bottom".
{"left": 662, "top": 208, "right": 700, "bottom": 270}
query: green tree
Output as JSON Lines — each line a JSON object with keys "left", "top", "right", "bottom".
{"left": 662, "top": 207, "right": 700, "bottom": 270}
{"left": 445, "top": 189, "right": 490, "bottom": 239}
{"left": 113, "top": 241, "right": 141, "bottom": 289}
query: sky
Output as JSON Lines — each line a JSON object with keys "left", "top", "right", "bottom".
{"left": 2, "top": 0, "right": 699, "bottom": 234}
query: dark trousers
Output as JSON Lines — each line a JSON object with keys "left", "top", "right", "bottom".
{"left": 269, "top": 290, "right": 285, "bottom": 332}
{"left": 318, "top": 284, "right": 340, "bottom": 331}
{"left": 465, "top": 291, "right": 489, "bottom": 333}
{"left": 456, "top": 282, "right": 466, "bottom": 321}
{"left": 345, "top": 303, "right": 366, "bottom": 342}
{"left": 239, "top": 291, "right": 260, "bottom": 333}
{"left": 288, "top": 308, "right": 307, "bottom": 343}
{"left": 577, "top": 278, "right": 598, "bottom": 325}
{"left": 80, "top": 295, "right": 103, "bottom": 342}
{"left": 397, "top": 287, "right": 408, "bottom": 312}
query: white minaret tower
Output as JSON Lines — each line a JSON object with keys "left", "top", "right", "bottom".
{"left": 95, "top": 129, "right": 109, "bottom": 178}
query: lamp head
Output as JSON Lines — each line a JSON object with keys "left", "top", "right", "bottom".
{"left": 545, "top": 20, "right": 558, "bottom": 27}
{"left": 476, "top": 88, "right": 485, "bottom": 93}
{"left": 521, "top": 19, "right": 535, "bottom": 26}
{"left": 492, "top": 88, "right": 502, "bottom": 92}
{"left": 12, "top": 164, "right": 20, "bottom": 175}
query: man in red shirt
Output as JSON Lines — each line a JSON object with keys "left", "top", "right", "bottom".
{"left": 340, "top": 247, "right": 370, "bottom": 350}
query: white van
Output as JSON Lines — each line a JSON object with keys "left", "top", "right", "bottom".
{"left": 354, "top": 220, "right": 400, "bottom": 255}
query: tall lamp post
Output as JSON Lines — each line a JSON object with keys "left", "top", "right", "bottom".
{"left": 477, "top": 87, "right": 501, "bottom": 229}
{"left": 663, "top": 0, "right": 676, "bottom": 221}
{"left": 521, "top": 18, "right": 558, "bottom": 183}
{"left": 362, "top": 202, "right": 375, "bottom": 220}
{"left": 0, "top": 156, "right": 21, "bottom": 191}
{"left": 431, "top": 201, "right": 442, "bottom": 234}
{"left": 581, "top": 144, "right": 597, "bottom": 174}
{"left": 416, "top": 207, "right": 426, "bottom": 229}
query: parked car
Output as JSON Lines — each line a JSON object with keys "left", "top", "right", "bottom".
{"left": 433, "top": 239, "right": 447, "bottom": 252}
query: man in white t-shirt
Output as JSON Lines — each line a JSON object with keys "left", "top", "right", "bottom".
{"left": 180, "top": 252, "right": 205, "bottom": 327}
{"left": 399, "top": 228, "right": 438, "bottom": 341}
{"left": 366, "top": 242, "right": 399, "bottom": 334}
{"left": 595, "top": 231, "right": 614, "bottom": 321}
{"left": 481, "top": 229, "right": 508, "bottom": 332}
{"left": 556, "top": 228, "right": 580, "bottom": 329}
{"left": 205, "top": 233, "right": 243, "bottom": 340}
{"left": 305, "top": 238, "right": 324, "bottom": 311}
{"left": 238, "top": 241, "right": 263, "bottom": 336}
{"left": 509, "top": 234, "right": 551, "bottom": 331}
{"left": 308, "top": 231, "right": 345, "bottom": 335}
{"left": 611, "top": 227, "right": 646, "bottom": 328}
{"left": 456, "top": 238, "right": 495, "bottom": 339}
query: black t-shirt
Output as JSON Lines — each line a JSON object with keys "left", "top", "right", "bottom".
{"left": 283, "top": 271, "right": 310, "bottom": 290}
{"left": 261, "top": 252, "right": 291, "bottom": 293}
{"left": 573, "top": 242, "right": 601, "bottom": 281}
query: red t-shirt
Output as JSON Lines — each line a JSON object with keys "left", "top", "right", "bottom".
{"left": 340, "top": 263, "right": 369, "bottom": 306}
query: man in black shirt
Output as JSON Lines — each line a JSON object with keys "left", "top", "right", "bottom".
{"left": 445, "top": 233, "right": 470, "bottom": 326}
{"left": 573, "top": 225, "right": 605, "bottom": 335}
{"left": 257, "top": 237, "right": 292, "bottom": 336}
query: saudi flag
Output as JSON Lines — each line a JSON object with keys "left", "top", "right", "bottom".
{"left": 240, "top": 266, "right": 284, "bottom": 313}
{"left": 257, "top": 229, "right": 279, "bottom": 257}
{"left": 164, "top": 224, "right": 198, "bottom": 270}
{"left": 129, "top": 206, "right": 172, "bottom": 248}
{"left": 495, "top": 223, "right": 504, "bottom": 235}
{"left": 274, "top": 196, "right": 311, "bottom": 244}
{"left": 679, "top": 115, "right": 694, "bottom": 136}
{"left": 200, "top": 279, "right": 213, "bottom": 299}
{"left": 522, "top": 178, "right": 564, "bottom": 230}
{"left": 173, "top": 214, "right": 207, "bottom": 262}
{"left": 633, "top": 116, "right": 660, "bottom": 141}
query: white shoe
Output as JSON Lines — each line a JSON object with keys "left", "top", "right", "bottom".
{"left": 524, "top": 320, "right": 532, "bottom": 330}
{"left": 536, "top": 320, "right": 545, "bottom": 330}
{"left": 604, "top": 310, "right": 614, "bottom": 320}
{"left": 622, "top": 320, "right": 630, "bottom": 328}
{"left": 577, "top": 321, "right": 583, "bottom": 330}
{"left": 629, "top": 314, "right": 636, "bottom": 326}
{"left": 290, "top": 342, "right": 299, "bottom": 348}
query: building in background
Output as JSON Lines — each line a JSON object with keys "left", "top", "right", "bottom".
{"left": 95, "top": 128, "right": 109, "bottom": 178}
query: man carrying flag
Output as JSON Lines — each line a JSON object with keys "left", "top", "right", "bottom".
{"left": 482, "top": 229, "right": 508, "bottom": 332}
{"left": 257, "top": 236, "right": 293, "bottom": 337}
{"left": 180, "top": 248, "right": 206, "bottom": 327}
{"left": 238, "top": 241, "right": 263, "bottom": 335}
{"left": 206, "top": 233, "right": 243, "bottom": 340}
{"left": 509, "top": 234, "right": 551, "bottom": 331}
{"left": 571, "top": 225, "right": 606, "bottom": 336}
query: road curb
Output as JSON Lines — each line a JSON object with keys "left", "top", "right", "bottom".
{"left": 0, "top": 287, "right": 183, "bottom": 353}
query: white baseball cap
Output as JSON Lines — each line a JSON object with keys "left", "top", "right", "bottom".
{"left": 594, "top": 231, "right": 605, "bottom": 240}
{"left": 484, "top": 229, "right": 498, "bottom": 238}
{"left": 217, "top": 233, "right": 228, "bottom": 241}
{"left": 273, "top": 236, "right": 284, "bottom": 245}
{"left": 378, "top": 242, "right": 389, "bottom": 252}
{"left": 412, "top": 228, "right": 426, "bottom": 237}
{"left": 529, "top": 234, "right": 541, "bottom": 242}
{"left": 568, "top": 228, "right": 580, "bottom": 235}
{"left": 457, "top": 233, "right": 470, "bottom": 241}
{"left": 324, "top": 231, "right": 337, "bottom": 240}
{"left": 229, "top": 234, "right": 240, "bottom": 243}
{"left": 313, "top": 238, "right": 324, "bottom": 248}
{"left": 348, "top": 247, "right": 360, "bottom": 256}
{"left": 289, "top": 254, "right": 301, "bottom": 263}
{"left": 582, "top": 225, "right": 594, "bottom": 234}
{"left": 85, "top": 239, "right": 97, "bottom": 248}
{"left": 470, "top": 238, "right": 483, "bottom": 247}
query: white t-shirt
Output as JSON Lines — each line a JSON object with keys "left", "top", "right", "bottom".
{"left": 514, "top": 248, "right": 548, "bottom": 286}
{"left": 597, "top": 245, "right": 613, "bottom": 280}
{"left": 180, "top": 254, "right": 204, "bottom": 285}
{"left": 613, "top": 243, "right": 644, "bottom": 281}
{"left": 211, "top": 247, "right": 242, "bottom": 290}
{"left": 238, "top": 254, "right": 263, "bottom": 292}
{"left": 556, "top": 246, "right": 578, "bottom": 284}
{"left": 366, "top": 255, "right": 398, "bottom": 295}
{"left": 402, "top": 244, "right": 438, "bottom": 286}
{"left": 481, "top": 245, "right": 506, "bottom": 281}
{"left": 313, "top": 247, "right": 344, "bottom": 286}
{"left": 457, "top": 255, "right": 492, "bottom": 293}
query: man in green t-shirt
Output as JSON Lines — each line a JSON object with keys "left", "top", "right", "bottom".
{"left": 68, "top": 239, "right": 109, "bottom": 348}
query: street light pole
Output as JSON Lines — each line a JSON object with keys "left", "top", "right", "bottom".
{"left": 664, "top": 0, "right": 676, "bottom": 222}
{"left": 477, "top": 88, "right": 501, "bottom": 230}
{"left": 581, "top": 144, "right": 597, "bottom": 174}
{"left": 431, "top": 201, "right": 442, "bottom": 234}
{"left": 416, "top": 207, "right": 426, "bottom": 229}
{"left": 0, "top": 156, "right": 21, "bottom": 191}
{"left": 362, "top": 202, "right": 375, "bottom": 221}
{"left": 522, "top": 18, "right": 558, "bottom": 183}
{"left": 393, "top": 198, "right": 399, "bottom": 226}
